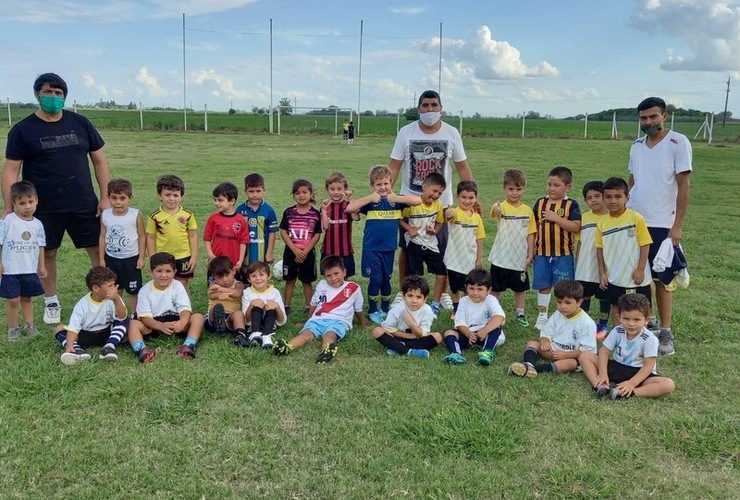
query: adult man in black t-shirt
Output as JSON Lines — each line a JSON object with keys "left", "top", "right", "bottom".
{"left": 2, "top": 73, "right": 111, "bottom": 324}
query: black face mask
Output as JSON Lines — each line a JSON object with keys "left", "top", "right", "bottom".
{"left": 640, "top": 124, "right": 662, "bottom": 136}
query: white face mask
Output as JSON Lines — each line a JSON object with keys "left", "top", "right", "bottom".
{"left": 419, "top": 111, "right": 441, "bottom": 127}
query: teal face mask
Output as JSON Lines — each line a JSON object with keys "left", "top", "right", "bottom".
{"left": 39, "top": 95, "right": 65, "bottom": 114}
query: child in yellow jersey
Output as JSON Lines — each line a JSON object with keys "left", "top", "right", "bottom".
{"left": 205, "top": 256, "right": 247, "bottom": 345}
{"left": 146, "top": 174, "right": 198, "bottom": 293}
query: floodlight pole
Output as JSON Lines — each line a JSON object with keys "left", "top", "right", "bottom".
{"left": 269, "top": 18, "right": 274, "bottom": 134}
{"left": 438, "top": 23, "right": 443, "bottom": 95}
{"left": 6, "top": 98, "right": 10, "bottom": 126}
{"left": 357, "top": 20, "right": 364, "bottom": 135}
{"left": 182, "top": 13, "right": 187, "bottom": 131}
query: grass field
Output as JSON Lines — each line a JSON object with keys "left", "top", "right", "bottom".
{"left": 8, "top": 107, "right": 740, "bottom": 142}
{"left": 0, "top": 129, "right": 738, "bottom": 498}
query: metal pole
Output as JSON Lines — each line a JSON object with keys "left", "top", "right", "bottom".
{"left": 204, "top": 104, "right": 208, "bottom": 132}
{"left": 438, "top": 23, "right": 443, "bottom": 94}
{"left": 357, "top": 20, "right": 363, "bottom": 135}
{"left": 7, "top": 98, "right": 10, "bottom": 126}
{"left": 521, "top": 113, "right": 526, "bottom": 138}
{"left": 670, "top": 112, "right": 674, "bottom": 130}
{"left": 334, "top": 108, "right": 338, "bottom": 137}
{"left": 723, "top": 77, "right": 731, "bottom": 127}
{"left": 584, "top": 113, "right": 588, "bottom": 139}
{"left": 459, "top": 110, "right": 463, "bottom": 136}
{"left": 182, "top": 13, "right": 187, "bottom": 131}
{"left": 397, "top": 108, "right": 402, "bottom": 133}
{"left": 269, "top": 18, "right": 273, "bottom": 134}
{"left": 73, "top": 99, "right": 77, "bottom": 113}
{"left": 139, "top": 102, "right": 143, "bottom": 130}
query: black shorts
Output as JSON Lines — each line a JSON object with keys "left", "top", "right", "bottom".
{"left": 406, "top": 242, "right": 446, "bottom": 276}
{"left": 607, "top": 359, "right": 656, "bottom": 385}
{"left": 490, "top": 264, "right": 530, "bottom": 293}
{"left": 447, "top": 270, "right": 468, "bottom": 294}
{"left": 105, "top": 254, "right": 142, "bottom": 295}
{"left": 578, "top": 280, "right": 606, "bottom": 300}
{"left": 77, "top": 326, "right": 113, "bottom": 348}
{"left": 388, "top": 332, "right": 440, "bottom": 350}
{"left": 142, "top": 313, "right": 186, "bottom": 337}
{"left": 604, "top": 284, "right": 651, "bottom": 306}
{"left": 174, "top": 256, "right": 195, "bottom": 279}
{"left": 321, "top": 253, "right": 355, "bottom": 278}
{"left": 36, "top": 210, "right": 100, "bottom": 250}
{"left": 647, "top": 227, "right": 670, "bottom": 277}
{"left": 0, "top": 273, "right": 45, "bottom": 299}
{"left": 283, "top": 247, "right": 317, "bottom": 283}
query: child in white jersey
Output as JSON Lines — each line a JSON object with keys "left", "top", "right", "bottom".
{"left": 273, "top": 255, "right": 366, "bottom": 363}
{"left": 99, "top": 178, "right": 146, "bottom": 313}
{"left": 371, "top": 275, "right": 442, "bottom": 358}
{"left": 508, "top": 280, "right": 596, "bottom": 378}
{"left": 54, "top": 266, "right": 129, "bottom": 365}
{"left": 579, "top": 293, "right": 674, "bottom": 399}
{"left": 241, "top": 260, "right": 286, "bottom": 349}
{"left": 0, "top": 181, "right": 47, "bottom": 341}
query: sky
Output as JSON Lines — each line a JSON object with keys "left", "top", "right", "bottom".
{"left": 1, "top": 0, "right": 739, "bottom": 118}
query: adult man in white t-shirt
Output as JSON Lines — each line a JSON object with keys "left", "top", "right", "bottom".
{"left": 627, "top": 96, "right": 692, "bottom": 356}
{"left": 388, "top": 90, "right": 473, "bottom": 305}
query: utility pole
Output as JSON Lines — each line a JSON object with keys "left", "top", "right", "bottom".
{"left": 722, "top": 77, "right": 731, "bottom": 127}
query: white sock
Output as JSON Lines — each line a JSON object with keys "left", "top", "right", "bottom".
{"left": 516, "top": 307, "right": 525, "bottom": 316}
{"left": 537, "top": 293, "right": 550, "bottom": 315}
{"left": 45, "top": 295, "right": 60, "bottom": 306}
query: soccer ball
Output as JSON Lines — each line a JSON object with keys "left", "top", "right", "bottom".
{"left": 272, "top": 260, "right": 284, "bottom": 280}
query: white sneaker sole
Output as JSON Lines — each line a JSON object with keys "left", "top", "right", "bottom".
{"left": 43, "top": 308, "right": 61, "bottom": 325}
{"left": 60, "top": 352, "right": 91, "bottom": 366}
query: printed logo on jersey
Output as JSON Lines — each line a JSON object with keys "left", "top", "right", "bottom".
{"left": 627, "top": 227, "right": 635, "bottom": 237}
{"left": 178, "top": 216, "right": 187, "bottom": 225}
{"left": 317, "top": 294, "right": 327, "bottom": 304}
{"left": 557, "top": 208, "right": 565, "bottom": 217}
{"left": 249, "top": 217, "right": 258, "bottom": 227}
{"left": 408, "top": 140, "right": 449, "bottom": 193}
{"left": 106, "top": 224, "right": 132, "bottom": 254}
{"left": 343, "top": 288, "right": 352, "bottom": 298}
{"left": 21, "top": 231, "right": 31, "bottom": 241}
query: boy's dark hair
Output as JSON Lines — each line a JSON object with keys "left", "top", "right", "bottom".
{"left": 603, "top": 177, "right": 629, "bottom": 196}
{"left": 150, "top": 252, "right": 176, "bottom": 270}
{"left": 638, "top": 97, "right": 666, "bottom": 113}
{"left": 401, "top": 275, "right": 430, "bottom": 297}
{"left": 208, "top": 255, "right": 234, "bottom": 277}
{"left": 423, "top": 172, "right": 447, "bottom": 190}
{"left": 553, "top": 279, "right": 584, "bottom": 300}
{"left": 503, "top": 169, "right": 526, "bottom": 187}
{"left": 617, "top": 293, "right": 650, "bottom": 317}
{"left": 244, "top": 173, "right": 265, "bottom": 189}
{"left": 456, "top": 180, "right": 478, "bottom": 196}
{"left": 325, "top": 172, "right": 349, "bottom": 189}
{"left": 465, "top": 268, "right": 492, "bottom": 288}
{"left": 418, "top": 89, "right": 441, "bottom": 106}
{"left": 108, "top": 178, "right": 133, "bottom": 197}
{"left": 212, "top": 181, "right": 238, "bottom": 201}
{"left": 10, "top": 180, "right": 37, "bottom": 201}
{"left": 320, "top": 255, "right": 345, "bottom": 275}
{"left": 157, "top": 174, "right": 185, "bottom": 195}
{"left": 291, "top": 178, "right": 315, "bottom": 204}
{"left": 34, "top": 73, "right": 68, "bottom": 97}
{"left": 85, "top": 266, "right": 117, "bottom": 290}
{"left": 247, "top": 260, "right": 270, "bottom": 277}
{"left": 582, "top": 180, "right": 604, "bottom": 198}
{"left": 548, "top": 166, "right": 573, "bottom": 185}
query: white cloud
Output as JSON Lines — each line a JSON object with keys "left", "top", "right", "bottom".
{"left": 631, "top": 0, "right": 740, "bottom": 71}
{"left": 191, "top": 69, "right": 248, "bottom": 99}
{"left": 81, "top": 74, "right": 96, "bottom": 87}
{"left": 388, "top": 6, "right": 426, "bottom": 15}
{"left": 420, "top": 25, "right": 559, "bottom": 80}
{"left": 520, "top": 87, "right": 601, "bottom": 103}
{"left": 134, "top": 67, "right": 167, "bottom": 96}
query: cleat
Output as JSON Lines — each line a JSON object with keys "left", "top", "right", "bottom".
{"left": 368, "top": 311, "right": 384, "bottom": 325}
{"left": 442, "top": 352, "right": 467, "bottom": 365}
{"left": 99, "top": 345, "right": 118, "bottom": 361}
{"left": 211, "top": 304, "right": 227, "bottom": 333}
{"left": 440, "top": 293, "right": 454, "bottom": 310}
{"left": 431, "top": 302, "right": 440, "bottom": 316}
{"left": 316, "top": 342, "right": 338, "bottom": 364}
{"left": 7, "top": 326, "right": 22, "bottom": 342}
{"left": 658, "top": 329, "right": 675, "bottom": 355}
{"left": 24, "top": 324, "right": 41, "bottom": 337}
{"left": 647, "top": 317, "right": 660, "bottom": 331}
{"left": 176, "top": 343, "right": 196, "bottom": 359}
{"left": 136, "top": 346, "right": 156, "bottom": 363}
{"left": 273, "top": 339, "right": 292, "bottom": 356}
{"left": 248, "top": 331, "right": 263, "bottom": 348}
{"left": 260, "top": 335, "right": 274, "bottom": 350}
{"left": 534, "top": 312, "right": 548, "bottom": 331}
{"left": 515, "top": 315, "right": 530, "bottom": 328}
{"left": 478, "top": 349, "right": 495, "bottom": 366}
{"left": 408, "top": 348, "right": 430, "bottom": 359}
{"left": 233, "top": 332, "right": 250, "bottom": 348}
{"left": 386, "top": 349, "right": 399, "bottom": 356}
{"left": 594, "top": 385, "right": 610, "bottom": 398}
{"left": 508, "top": 361, "right": 537, "bottom": 378}
{"left": 60, "top": 348, "right": 92, "bottom": 366}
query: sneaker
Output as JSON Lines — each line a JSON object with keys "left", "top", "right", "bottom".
{"left": 442, "top": 352, "right": 467, "bottom": 365}
{"left": 534, "top": 312, "right": 548, "bottom": 331}
{"left": 658, "top": 329, "right": 675, "bottom": 356}
{"left": 43, "top": 303, "right": 61, "bottom": 325}
{"left": 386, "top": 349, "right": 399, "bottom": 356}
{"left": 60, "top": 348, "right": 92, "bottom": 366}
{"left": 7, "top": 326, "right": 22, "bottom": 342}
{"left": 211, "top": 304, "right": 227, "bottom": 333}
{"left": 316, "top": 342, "right": 339, "bottom": 364}
{"left": 515, "top": 314, "right": 530, "bottom": 328}
{"left": 99, "top": 345, "right": 118, "bottom": 361}
{"left": 248, "top": 331, "right": 263, "bottom": 348}
{"left": 408, "top": 348, "right": 430, "bottom": 359}
{"left": 440, "top": 293, "right": 454, "bottom": 310}
{"left": 431, "top": 302, "right": 441, "bottom": 316}
{"left": 273, "top": 339, "right": 292, "bottom": 356}
{"left": 136, "top": 346, "right": 156, "bottom": 363}
{"left": 233, "top": 332, "right": 250, "bottom": 348}
{"left": 647, "top": 317, "right": 660, "bottom": 331}
{"left": 608, "top": 386, "right": 628, "bottom": 400}
{"left": 478, "top": 349, "right": 495, "bottom": 366}
{"left": 368, "top": 311, "right": 384, "bottom": 325}
{"left": 261, "top": 335, "right": 274, "bottom": 350}
{"left": 390, "top": 292, "right": 404, "bottom": 308}
{"left": 380, "top": 310, "right": 388, "bottom": 321}
{"left": 24, "top": 323, "right": 41, "bottom": 337}
{"left": 594, "top": 385, "right": 610, "bottom": 398}
{"left": 596, "top": 323, "right": 609, "bottom": 341}
{"left": 176, "top": 343, "right": 197, "bottom": 359}
{"left": 508, "top": 361, "right": 537, "bottom": 378}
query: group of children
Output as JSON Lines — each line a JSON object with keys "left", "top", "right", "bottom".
{"left": 0, "top": 163, "right": 675, "bottom": 398}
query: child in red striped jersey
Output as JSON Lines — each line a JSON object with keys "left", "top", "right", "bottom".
{"left": 320, "top": 172, "right": 359, "bottom": 277}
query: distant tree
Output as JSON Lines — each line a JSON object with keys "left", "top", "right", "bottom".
{"left": 403, "top": 107, "right": 419, "bottom": 121}
{"left": 251, "top": 106, "right": 259, "bottom": 114}
{"left": 278, "top": 97, "right": 293, "bottom": 115}
{"left": 228, "top": 108, "right": 237, "bottom": 115}
{"left": 375, "top": 109, "right": 389, "bottom": 117}
{"left": 525, "top": 110, "right": 542, "bottom": 119}
{"left": 362, "top": 110, "right": 374, "bottom": 117}
{"left": 472, "top": 112, "right": 482, "bottom": 119}
{"left": 127, "top": 101, "right": 137, "bottom": 110}
{"left": 716, "top": 111, "right": 733, "bottom": 121}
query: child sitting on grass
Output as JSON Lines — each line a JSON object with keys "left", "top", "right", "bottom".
{"left": 442, "top": 268, "right": 506, "bottom": 366}
{"left": 579, "top": 293, "right": 675, "bottom": 399}
{"left": 54, "top": 266, "right": 129, "bottom": 365}
{"left": 508, "top": 280, "right": 597, "bottom": 378}
{"left": 273, "top": 255, "right": 366, "bottom": 364}
{"left": 205, "top": 256, "right": 248, "bottom": 345}
{"left": 241, "top": 260, "right": 286, "bottom": 349}
{"left": 371, "top": 275, "right": 442, "bottom": 359}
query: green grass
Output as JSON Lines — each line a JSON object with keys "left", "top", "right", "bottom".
{"left": 0, "top": 130, "right": 738, "bottom": 498}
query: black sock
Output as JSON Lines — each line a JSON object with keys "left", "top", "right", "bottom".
{"left": 535, "top": 363, "right": 556, "bottom": 373}
{"left": 262, "top": 309, "right": 278, "bottom": 335}
{"left": 250, "top": 306, "right": 264, "bottom": 333}
{"left": 483, "top": 328, "right": 502, "bottom": 351}
{"left": 452, "top": 302, "right": 459, "bottom": 313}
{"left": 581, "top": 298, "right": 591, "bottom": 312}
{"left": 376, "top": 332, "right": 409, "bottom": 355}
{"left": 523, "top": 347, "right": 538, "bottom": 365}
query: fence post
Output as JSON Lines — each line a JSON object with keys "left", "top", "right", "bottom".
{"left": 521, "top": 114, "right": 526, "bottom": 138}
{"left": 204, "top": 104, "right": 208, "bottom": 132}
{"left": 139, "top": 102, "right": 143, "bottom": 131}
{"left": 584, "top": 113, "right": 588, "bottom": 139}
{"left": 6, "top": 98, "right": 10, "bottom": 126}
{"left": 459, "top": 110, "right": 463, "bottom": 136}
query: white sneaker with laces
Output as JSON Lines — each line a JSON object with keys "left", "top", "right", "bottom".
{"left": 534, "top": 312, "right": 548, "bottom": 331}
{"left": 43, "top": 303, "right": 61, "bottom": 325}
{"left": 440, "top": 293, "right": 454, "bottom": 310}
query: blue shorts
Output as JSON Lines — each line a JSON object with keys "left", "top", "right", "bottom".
{"left": 302, "top": 318, "right": 350, "bottom": 340}
{"left": 532, "top": 255, "right": 574, "bottom": 290}
{"left": 0, "top": 273, "right": 45, "bottom": 299}
{"left": 361, "top": 250, "right": 394, "bottom": 281}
